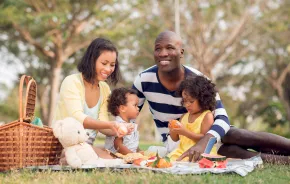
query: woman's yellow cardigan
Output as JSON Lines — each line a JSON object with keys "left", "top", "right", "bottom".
{"left": 52, "top": 73, "right": 110, "bottom": 126}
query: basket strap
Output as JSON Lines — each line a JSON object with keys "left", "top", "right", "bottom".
{"left": 19, "top": 75, "right": 32, "bottom": 122}
{"left": 24, "top": 79, "right": 36, "bottom": 121}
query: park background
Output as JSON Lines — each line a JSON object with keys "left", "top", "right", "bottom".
{"left": 1, "top": 1, "right": 290, "bottom": 183}
{"left": 0, "top": 0, "right": 290, "bottom": 143}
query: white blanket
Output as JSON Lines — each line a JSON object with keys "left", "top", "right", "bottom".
{"left": 134, "top": 155, "right": 263, "bottom": 177}
{"left": 26, "top": 155, "right": 263, "bottom": 177}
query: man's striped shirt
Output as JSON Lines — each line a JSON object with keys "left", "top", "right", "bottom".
{"left": 132, "top": 65, "right": 230, "bottom": 142}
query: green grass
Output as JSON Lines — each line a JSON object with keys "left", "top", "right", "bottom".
{"left": 1, "top": 142, "right": 290, "bottom": 184}
{"left": 0, "top": 164, "right": 290, "bottom": 184}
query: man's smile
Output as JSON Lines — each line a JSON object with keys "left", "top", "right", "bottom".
{"left": 159, "top": 60, "right": 170, "bottom": 66}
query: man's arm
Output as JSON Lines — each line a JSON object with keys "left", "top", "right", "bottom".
{"left": 207, "top": 93, "right": 231, "bottom": 141}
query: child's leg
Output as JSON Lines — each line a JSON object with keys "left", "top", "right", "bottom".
{"left": 218, "top": 144, "right": 290, "bottom": 164}
{"left": 92, "top": 146, "right": 114, "bottom": 159}
{"left": 147, "top": 146, "right": 167, "bottom": 157}
{"left": 165, "top": 136, "right": 180, "bottom": 154}
{"left": 222, "top": 127, "right": 290, "bottom": 155}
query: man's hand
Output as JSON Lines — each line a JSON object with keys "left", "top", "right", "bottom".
{"left": 177, "top": 134, "right": 213, "bottom": 162}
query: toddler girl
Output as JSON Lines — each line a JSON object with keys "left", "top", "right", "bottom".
{"left": 168, "top": 75, "right": 218, "bottom": 161}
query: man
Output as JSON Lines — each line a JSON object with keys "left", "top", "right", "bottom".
{"left": 132, "top": 30, "right": 230, "bottom": 160}
{"left": 133, "top": 30, "right": 290, "bottom": 164}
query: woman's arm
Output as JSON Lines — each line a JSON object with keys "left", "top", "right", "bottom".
{"left": 99, "top": 129, "right": 116, "bottom": 136}
{"left": 83, "top": 117, "right": 118, "bottom": 136}
{"left": 59, "top": 77, "right": 118, "bottom": 136}
{"left": 83, "top": 116, "right": 113, "bottom": 129}
{"left": 114, "top": 137, "right": 133, "bottom": 155}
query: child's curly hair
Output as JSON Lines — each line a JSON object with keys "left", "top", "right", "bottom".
{"left": 107, "top": 87, "right": 138, "bottom": 116}
{"left": 176, "top": 75, "right": 217, "bottom": 111}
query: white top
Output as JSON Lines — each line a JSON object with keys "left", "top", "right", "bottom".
{"left": 105, "top": 116, "right": 139, "bottom": 153}
{"left": 84, "top": 95, "right": 102, "bottom": 145}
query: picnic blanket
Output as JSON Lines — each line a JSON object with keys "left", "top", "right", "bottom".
{"left": 25, "top": 155, "right": 262, "bottom": 177}
{"left": 141, "top": 155, "right": 263, "bottom": 177}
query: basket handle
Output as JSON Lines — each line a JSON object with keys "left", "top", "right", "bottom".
{"left": 19, "top": 75, "right": 36, "bottom": 123}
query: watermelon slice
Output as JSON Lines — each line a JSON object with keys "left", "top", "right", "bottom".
{"left": 201, "top": 153, "right": 226, "bottom": 161}
{"left": 215, "top": 160, "right": 227, "bottom": 168}
{"left": 198, "top": 158, "right": 215, "bottom": 168}
{"left": 198, "top": 158, "right": 227, "bottom": 168}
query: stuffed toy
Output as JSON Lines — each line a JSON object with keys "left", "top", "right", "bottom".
{"left": 53, "top": 117, "right": 124, "bottom": 168}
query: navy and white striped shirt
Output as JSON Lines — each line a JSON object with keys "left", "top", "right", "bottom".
{"left": 132, "top": 65, "right": 230, "bottom": 142}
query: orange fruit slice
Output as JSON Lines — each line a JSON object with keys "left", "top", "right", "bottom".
{"left": 168, "top": 120, "right": 181, "bottom": 129}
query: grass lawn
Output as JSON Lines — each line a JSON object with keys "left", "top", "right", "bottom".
{"left": 1, "top": 142, "right": 290, "bottom": 184}
{"left": 0, "top": 164, "right": 290, "bottom": 184}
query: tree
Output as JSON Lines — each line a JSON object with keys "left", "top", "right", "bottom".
{"left": 219, "top": 0, "right": 290, "bottom": 132}
{"left": 0, "top": 0, "right": 142, "bottom": 125}
{"left": 249, "top": 0, "right": 290, "bottom": 127}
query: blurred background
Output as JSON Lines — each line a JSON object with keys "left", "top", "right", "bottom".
{"left": 0, "top": 0, "right": 290, "bottom": 142}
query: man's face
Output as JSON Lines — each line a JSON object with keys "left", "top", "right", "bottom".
{"left": 154, "top": 35, "right": 184, "bottom": 72}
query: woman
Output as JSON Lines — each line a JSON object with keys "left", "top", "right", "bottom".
{"left": 53, "top": 37, "right": 130, "bottom": 160}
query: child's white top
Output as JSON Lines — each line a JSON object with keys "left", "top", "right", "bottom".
{"left": 104, "top": 116, "right": 139, "bottom": 153}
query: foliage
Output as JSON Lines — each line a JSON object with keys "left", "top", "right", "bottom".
{"left": 224, "top": 0, "right": 290, "bottom": 131}
{"left": 0, "top": 0, "right": 144, "bottom": 124}
{"left": 1, "top": 0, "right": 290, "bottom": 134}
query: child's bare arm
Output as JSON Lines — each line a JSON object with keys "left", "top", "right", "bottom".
{"left": 178, "top": 128, "right": 204, "bottom": 141}
{"left": 174, "top": 112, "right": 214, "bottom": 141}
{"left": 114, "top": 137, "right": 133, "bottom": 155}
{"left": 200, "top": 112, "right": 214, "bottom": 135}
{"left": 169, "top": 130, "right": 180, "bottom": 142}
{"left": 169, "top": 115, "right": 185, "bottom": 142}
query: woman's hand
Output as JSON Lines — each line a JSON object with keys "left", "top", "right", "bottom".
{"left": 109, "top": 121, "right": 120, "bottom": 137}
{"left": 124, "top": 123, "right": 135, "bottom": 135}
{"left": 110, "top": 122, "right": 135, "bottom": 137}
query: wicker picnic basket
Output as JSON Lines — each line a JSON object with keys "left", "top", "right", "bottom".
{"left": 0, "top": 75, "right": 63, "bottom": 171}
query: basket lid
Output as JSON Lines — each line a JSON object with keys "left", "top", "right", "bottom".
{"left": 19, "top": 75, "right": 37, "bottom": 123}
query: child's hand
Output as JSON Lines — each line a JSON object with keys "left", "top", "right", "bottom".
{"left": 170, "top": 124, "right": 186, "bottom": 135}
{"left": 168, "top": 120, "right": 182, "bottom": 130}
{"left": 138, "top": 150, "right": 145, "bottom": 155}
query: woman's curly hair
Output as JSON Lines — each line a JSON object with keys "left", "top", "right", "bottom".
{"left": 107, "top": 87, "right": 138, "bottom": 116}
{"left": 176, "top": 75, "right": 217, "bottom": 111}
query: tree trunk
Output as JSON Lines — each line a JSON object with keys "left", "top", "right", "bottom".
{"left": 198, "top": 63, "right": 213, "bottom": 80}
{"left": 275, "top": 83, "right": 290, "bottom": 130}
{"left": 48, "top": 65, "right": 62, "bottom": 126}
{"left": 285, "top": 103, "right": 290, "bottom": 123}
